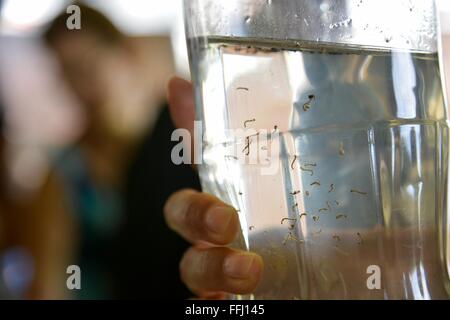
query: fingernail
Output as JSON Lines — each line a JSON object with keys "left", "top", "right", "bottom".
{"left": 224, "top": 253, "right": 260, "bottom": 279}
{"left": 205, "top": 207, "right": 234, "bottom": 235}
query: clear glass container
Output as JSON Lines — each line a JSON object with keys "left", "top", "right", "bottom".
{"left": 184, "top": 0, "right": 450, "bottom": 299}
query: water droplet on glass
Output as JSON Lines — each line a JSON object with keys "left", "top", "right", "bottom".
{"left": 267, "top": 0, "right": 272, "bottom": 4}
{"left": 245, "top": 15, "right": 252, "bottom": 24}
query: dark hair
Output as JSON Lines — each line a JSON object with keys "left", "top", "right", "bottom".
{"left": 44, "top": 2, "right": 123, "bottom": 47}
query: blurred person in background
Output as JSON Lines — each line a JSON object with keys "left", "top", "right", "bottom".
{"left": 37, "top": 5, "right": 195, "bottom": 299}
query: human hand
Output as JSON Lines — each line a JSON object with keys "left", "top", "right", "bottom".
{"left": 164, "top": 77, "right": 263, "bottom": 299}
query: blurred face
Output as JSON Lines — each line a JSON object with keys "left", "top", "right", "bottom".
{"left": 51, "top": 32, "right": 148, "bottom": 139}
{"left": 52, "top": 32, "right": 111, "bottom": 108}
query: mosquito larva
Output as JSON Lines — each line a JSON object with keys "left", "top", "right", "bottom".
{"left": 299, "top": 212, "right": 308, "bottom": 219}
{"left": 318, "top": 207, "right": 328, "bottom": 213}
{"left": 244, "top": 118, "right": 256, "bottom": 128}
{"left": 328, "top": 184, "right": 335, "bottom": 193}
{"left": 336, "top": 214, "right": 347, "bottom": 219}
{"left": 310, "top": 181, "right": 321, "bottom": 187}
{"left": 242, "top": 137, "right": 251, "bottom": 156}
{"left": 241, "top": 132, "right": 259, "bottom": 156}
{"left": 339, "top": 142, "right": 345, "bottom": 156}
{"left": 290, "top": 190, "right": 301, "bottom": 196}
{"left": 303, "top": 94, "right": 316, "bottom": 111}
{"left": 303, "top": 162, "right": 317, "bottom": 167}
{"left": 351, "top": 189, "right": 368, "bottom": 196}
{"left": 281, "top": 217, "right": 297, "bottom": 225}
{"left": 300, "top": 166, "right": 314, "bottom": 176}
{"left": 357, "top": 232, "right": 363, "bottom": 244}
{"left": 291, "top": 155, "right": 298, "bottom": 170}
{"left": 237, "top": 87, "right": 249, "bottom": 91}
{"left": 282, "top": 232, "right": 303, "bottom": 245}
{"left": 272, "top": 125, "right": 279, "bottom": 133}
{"left": 312, "top": 215, "right": 320, "bottom": 222}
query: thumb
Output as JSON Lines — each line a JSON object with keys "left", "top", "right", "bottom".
{"left": 167, "top": 77, "right": 196, "bottom": 135}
